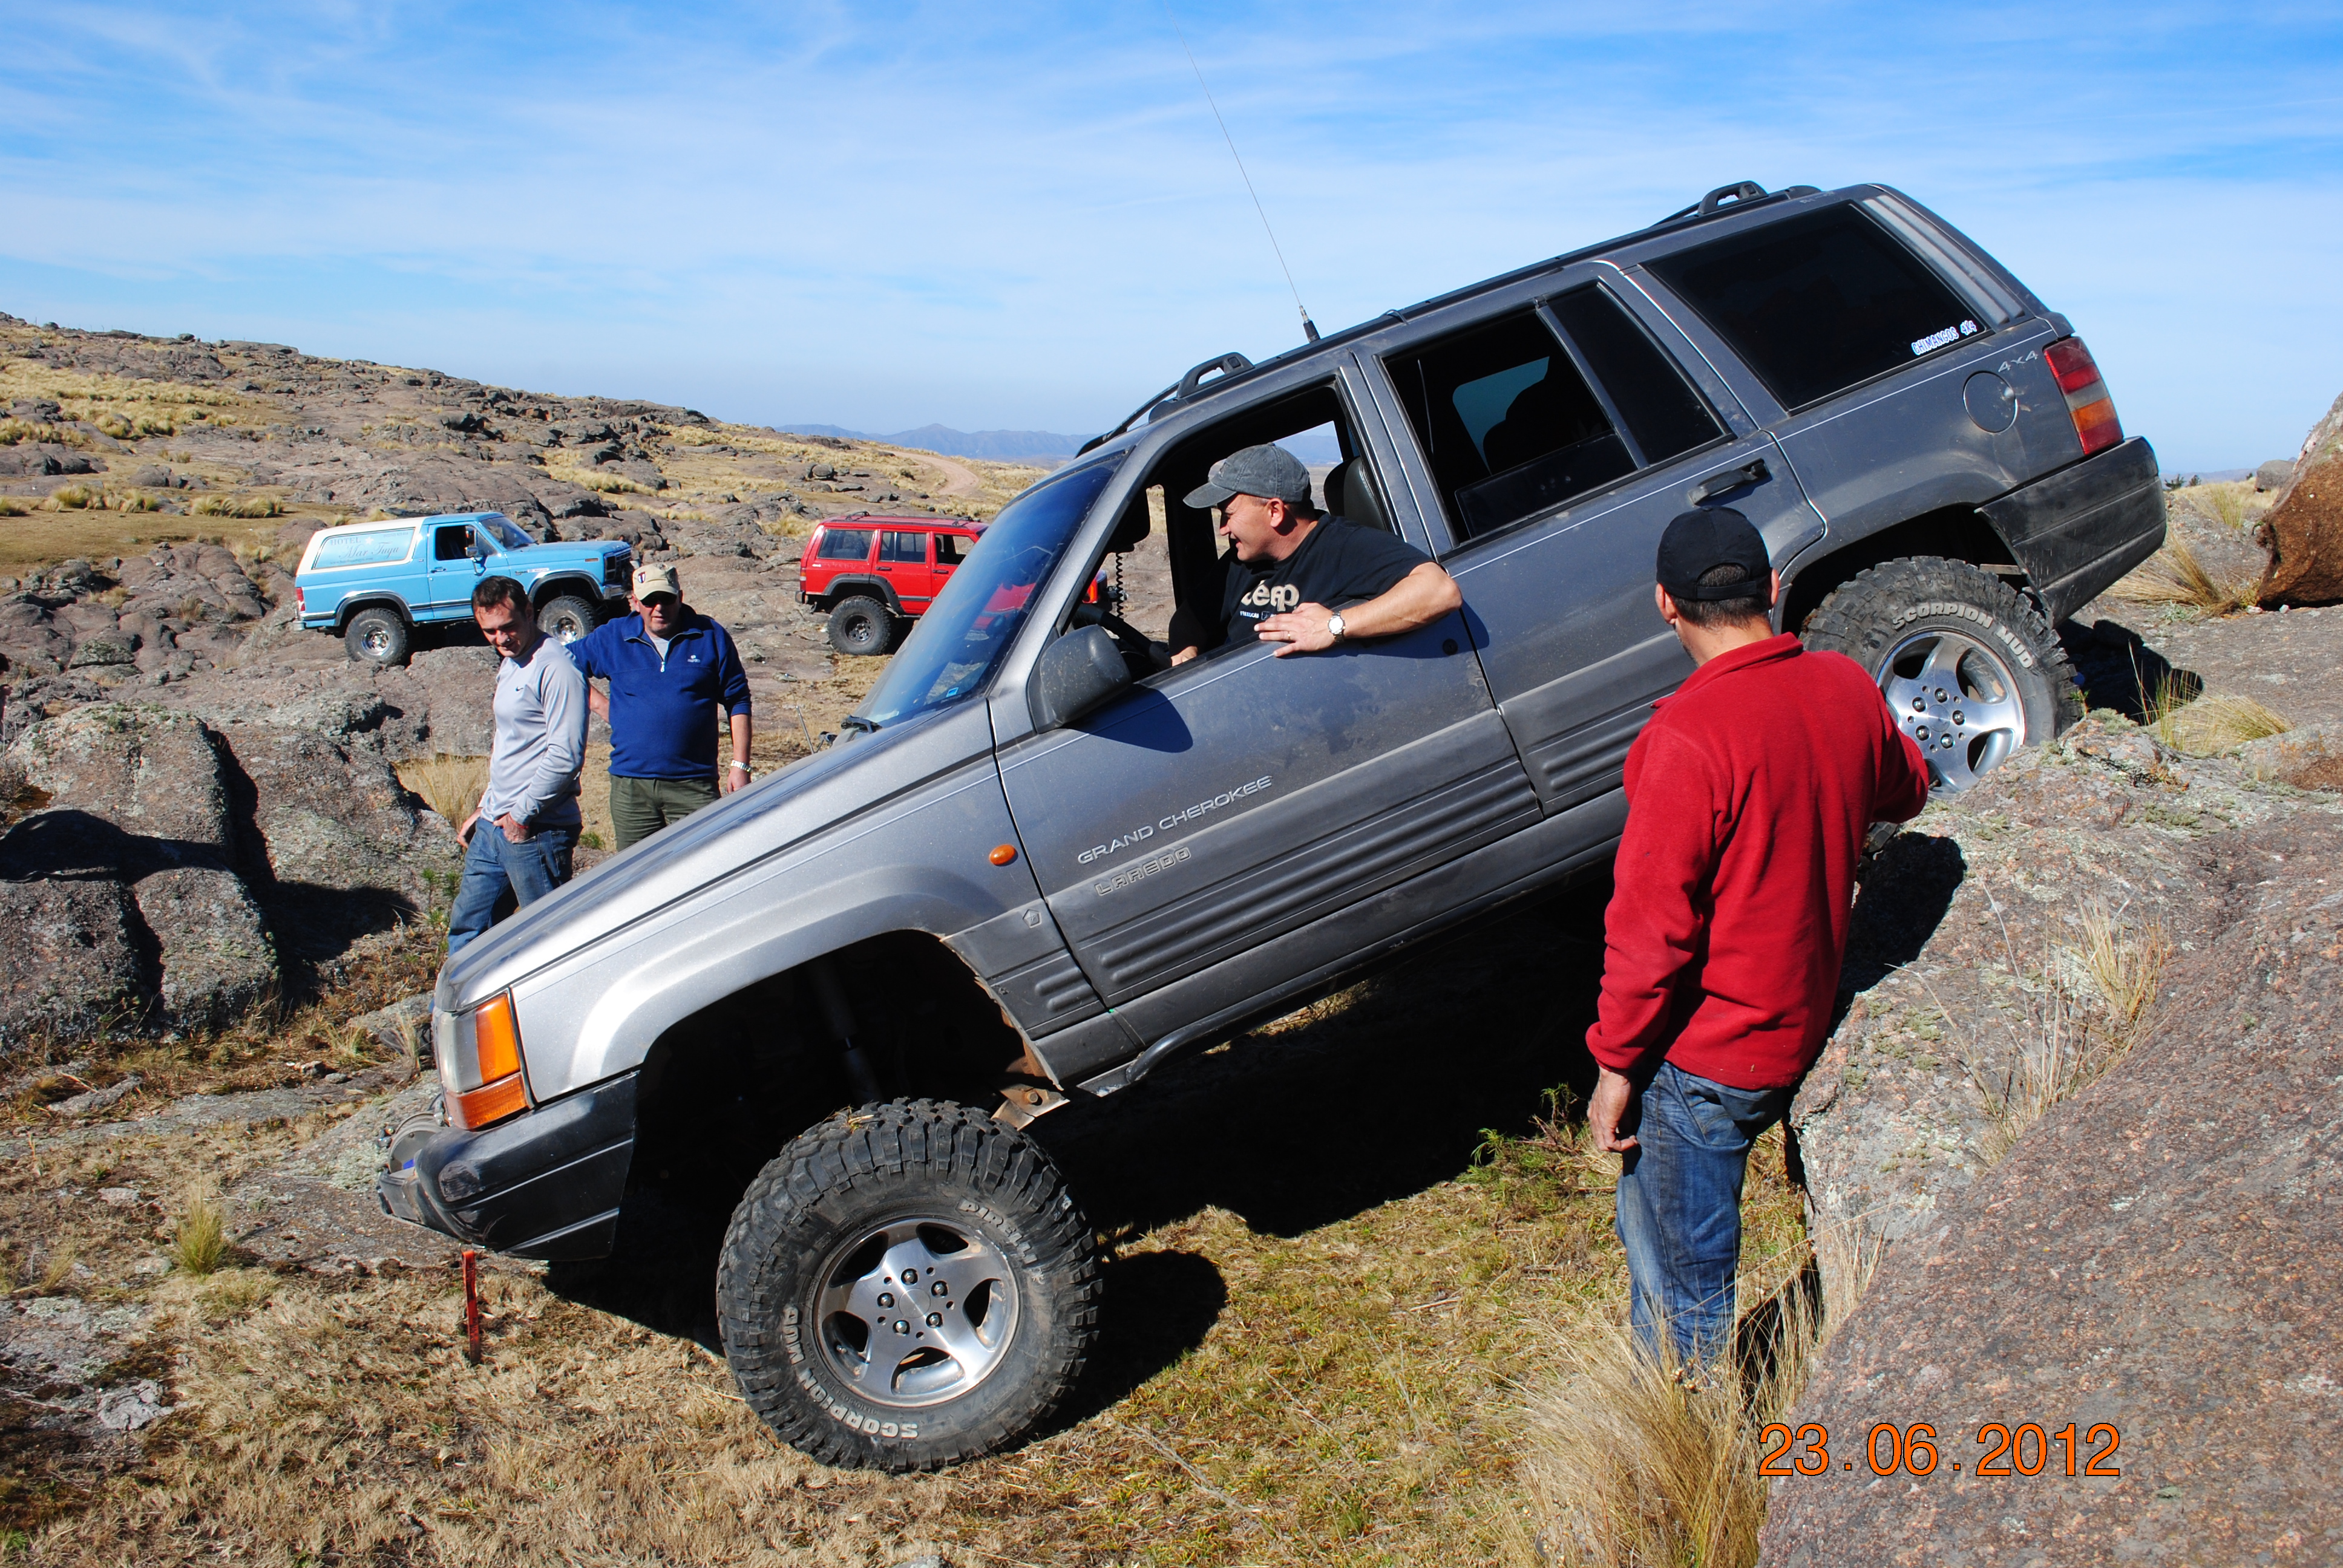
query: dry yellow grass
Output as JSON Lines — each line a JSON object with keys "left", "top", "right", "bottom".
{"left": 2109, "top": 533, "right": 2259, "bottom": 615}
{"left": 169, "top": 1194, "right": 229, "bottom": 1276}
{"left": 398, "top": 754, "right": 490, "bottom": 825}
{"left": 17, "top": 900, "right": 1822, "bottom": 1565}
{"left": 1973, "top": 898, "right": 2168, "bottom": 1165}
{"left": 2164, "top": 692, "right": 2292, "bottom": 755}
{"left": 1516, "top": 1121, "right": 1819, "bottom": 1568}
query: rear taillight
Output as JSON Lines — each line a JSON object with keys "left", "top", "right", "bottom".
{"left": 2046, "top": 337, "right": 2123, "bottom": 457}
{"left": 294, "top": 586, "right": 305, "bottom": 613}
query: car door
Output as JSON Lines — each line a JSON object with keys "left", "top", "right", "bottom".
{"left": 425, "top": 521, "right": 487, "bottom": 619}
{"left": 1367, "top": 274, "right": 1824, "bottom": 817}
{"left": 994, "top": 371, "right": 1540, "bottom": 1016}
{"left": 877, "top": 528, "right": 938, "bottom": 613}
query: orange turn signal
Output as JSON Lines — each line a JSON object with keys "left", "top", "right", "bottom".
{"left": 453, "top": 1073, "right": 529, "bottom": 1131}
{"left": 474, "top": 992, "right": 522, "bottom": 1083}
{"left": 989, "top": 843, "right": 1019, "bottom": 866}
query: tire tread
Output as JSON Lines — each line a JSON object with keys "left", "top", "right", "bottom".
{"left": 715, "top": 1098, "right": 1100, "bottom": 1473}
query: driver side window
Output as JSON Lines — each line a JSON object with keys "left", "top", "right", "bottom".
{"left": 1060, "top": 384, "right": 1396, "bottom": 675}
{"left": 434, "top": 524, "right": 475, "bottom": 561}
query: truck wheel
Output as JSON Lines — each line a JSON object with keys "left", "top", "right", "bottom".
{"left": 825, "top": 596, "right": 894, "bottom": 656}
{"left": 1801, "top": 556, "right": 2081, "bottom": 794}
{"left": 716, "top": 1099, "right": 1101, "bottom": 1472}
{"left": 343, "top": 607, "right": 411, "bottom": 668}
{"left": 538, "top": 594, "right": 598, "bottom": 644}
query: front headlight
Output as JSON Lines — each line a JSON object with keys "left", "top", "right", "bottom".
{"left": 438, "top": 992, "right": 531, "bottom": 1131}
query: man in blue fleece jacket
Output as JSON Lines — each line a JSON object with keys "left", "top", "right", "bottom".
{"left": 569, "top": 562, "right": 754, "bottom": 850}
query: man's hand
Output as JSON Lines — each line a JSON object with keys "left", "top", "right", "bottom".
{"left": 1589, "top": 1065, "right": 1640, "bottom": 1152}
{"left": 723, "top": 763, "right": 748, "bottom": 795}
{"left": 588, "top": 684, "right": 610, "bottom": 721}
{"left": 496, "top": 812, "right": 532, "bottom": 843}
{"left": 457, "top": 810, "right": 480, "bottom": 846}
{"left": 1170, "top": 645, "right": 1201, "bottom": 666}
{"left": 1257, "top": 602, "right": 1339, "bottom": 656}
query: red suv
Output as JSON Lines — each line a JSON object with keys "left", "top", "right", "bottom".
{"left": 795, "top": 514, "right": 983, "bottom": 655}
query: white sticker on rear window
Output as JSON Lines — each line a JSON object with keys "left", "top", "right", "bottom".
{"left": 1911, "top": 324, "right": 1962, "bottom": 356}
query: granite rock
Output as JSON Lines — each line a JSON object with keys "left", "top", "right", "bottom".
{"left": 2255, "top": 389, "right": 2343, "bottom": 606}
{"left": 1761, "top": 811, "right": 2343, "bottom": 1565}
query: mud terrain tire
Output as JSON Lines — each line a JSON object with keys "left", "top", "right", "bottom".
{"left": 825, "top": 596, "right": 894, "bottom": 656}
{"left": 537, "top": 594, "right": 598, "bottom": 645}
{"left": 1802, "top": 556, "right": 2081, "bottom": 792}
{"left": 343, "top": 606, "right": 410, "bottom": 668}
{"left": 716, "top": 1099, "right": 1101, "bottom": 1472}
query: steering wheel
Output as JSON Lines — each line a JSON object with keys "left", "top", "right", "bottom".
{"left": 1072, "top": 602, "right": 1161, "bottom": 675}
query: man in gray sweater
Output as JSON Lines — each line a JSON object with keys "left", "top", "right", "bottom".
{"left": 447, "top": 575, "right": 588, "bottom": 955}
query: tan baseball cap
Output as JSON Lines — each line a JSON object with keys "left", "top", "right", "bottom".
{"left": 632, "top": 562, "right": 681, "bottom": 601}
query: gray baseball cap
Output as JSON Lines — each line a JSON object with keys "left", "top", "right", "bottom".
{"left": 1184, "top": 443, "right": 1312, "bottom": 509}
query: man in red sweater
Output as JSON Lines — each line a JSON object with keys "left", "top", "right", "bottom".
{"left": 1587, "top": 508, "right": 1932, "bottom": 1368}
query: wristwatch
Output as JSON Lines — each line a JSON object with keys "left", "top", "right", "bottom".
{"left": 1325, "top": 612, "right": 1348, "bottom": 641}
{"left": 729, "top": 761, "right": 750, "bottom": 774}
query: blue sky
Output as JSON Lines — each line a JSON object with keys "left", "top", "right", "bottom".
{"left": 2, "top": 3, "right": 2337, "bottom": 469}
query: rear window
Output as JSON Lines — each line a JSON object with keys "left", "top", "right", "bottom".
{"left": 814, "top": 528, "right": 874, "bottom": 562}
{"left": 310, "top": 528, "right": 415, "bottom": 569}
{"left": 1647, "top": 205, "right": 1980, "bottom": 411}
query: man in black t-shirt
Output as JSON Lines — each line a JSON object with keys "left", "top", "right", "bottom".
{"left": 1168, "top": 443, "right": 1463, "bottom": 663}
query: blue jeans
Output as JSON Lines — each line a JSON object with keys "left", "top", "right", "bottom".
{"left": 1614, "top": 1060, "right": 1794, "bottom": 1369}
{"left": 447, "top": 820, "right": 578, "bottom": 955}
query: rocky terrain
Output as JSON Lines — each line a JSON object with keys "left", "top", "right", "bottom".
{"left": 7, "top": 305, "right": 2343, "bottom": 1563}
{"left": 0, "top": 315, "right": 1051, "bottom": 1048}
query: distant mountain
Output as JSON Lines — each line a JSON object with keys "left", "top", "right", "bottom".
{"left": 778, "top": 422, "right": 1087, "bottom": 463}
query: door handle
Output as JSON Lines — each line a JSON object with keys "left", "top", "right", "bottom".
{"left": 1686, "top": 457, "right": 1769, "bottom": 506}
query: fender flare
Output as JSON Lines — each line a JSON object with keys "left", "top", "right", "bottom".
{"left": 822, "top": 576, "right": 901, "bottom": 614}
{"left": 334, "top": 593, "right": 416, "bottom": 633}
{"left": 529, "top": 573, "right": 605, "bottom": 609}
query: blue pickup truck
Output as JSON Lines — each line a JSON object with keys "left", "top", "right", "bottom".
{"left": 293, "top": 511, "right": 633, "bottom": 667}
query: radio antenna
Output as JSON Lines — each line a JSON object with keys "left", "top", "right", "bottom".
{"left": 1161, "top": 1, "right": 1320, "bottom": 342}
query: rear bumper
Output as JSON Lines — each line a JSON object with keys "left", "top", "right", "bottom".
{"left": 375, "top": 1071, "right": 638, "bottom": 1261}
{"left": 1982, "top": 436, "right": 2167, "bottom": 623}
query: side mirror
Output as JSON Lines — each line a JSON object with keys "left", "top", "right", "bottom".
{"left": 1030, "top": 625, "right": 1133, "bottom": 730}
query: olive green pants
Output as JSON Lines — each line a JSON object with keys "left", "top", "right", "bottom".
{"left": 608, "top": 773, "right": 721, "bottom": 851}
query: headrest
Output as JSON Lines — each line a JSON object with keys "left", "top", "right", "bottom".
{"left": 1335, "top": 458, "right": 1395, "bottom": 534}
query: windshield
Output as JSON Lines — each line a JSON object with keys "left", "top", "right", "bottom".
{"left": 480, "top": 514, "right": 533, "bottom": 551}
{"left": 857, "top": 459, "right": 1121, "bottom": 727}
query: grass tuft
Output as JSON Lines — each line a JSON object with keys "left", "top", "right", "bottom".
{"left": 2192, "top": 479, "right": 2252, "bottom": 531}
{"left": 190, "top": 494, "right": 283, "bottom": 519}
{"left": 2111, "top": 533, "right": 2258, "bottom": 615}
{"left": 1971, "top": 899, "right": 2168, "bottom": 1165}
{"left": 37, "top": 1242, "right": 81, "bottom": 1294}
{"left": 2166, "top": 693, "right": 2292, "bottom": 756}
{"left": 48, "top": 485, "right": 96, "bottom": 511}
{"left": 1524, "top": 1274, "right": 1824, "bottom": 1567}
{"left": 171, "top": 1195, "right": 229, "bottom": 1276}
{"left": 397, "top": 754, "right": 488, "bottom": 824}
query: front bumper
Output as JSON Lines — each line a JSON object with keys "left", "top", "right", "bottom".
{"left": 1982, "top": 436, "right": 2167, "bottom": 624}
{"left": 375, "top": 1071, "right": 638, "bottom": 1261}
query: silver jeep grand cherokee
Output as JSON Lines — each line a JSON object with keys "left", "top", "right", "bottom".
{"left": 379, "top": 180, "right": 2164, "bottom": 1471}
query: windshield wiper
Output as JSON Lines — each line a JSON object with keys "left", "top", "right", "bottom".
{"left": 841, "top": 714, "right": 879, "bottom": 735}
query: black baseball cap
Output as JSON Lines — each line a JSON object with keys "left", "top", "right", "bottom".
{"left": 1656, "top": 508, "right": 1773, "bottom": 601}
{"left": 1184, "top": 443, "right": 1314, "bottom": 509}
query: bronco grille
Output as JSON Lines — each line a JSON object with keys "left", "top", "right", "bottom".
{"left": 603, "top": 549, "right": 631, "bottom": 587}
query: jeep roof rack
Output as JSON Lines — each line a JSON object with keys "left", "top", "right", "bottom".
{"left": 1648, "top": 180, "right": 1818, "bottom": 230}
{"left": 1080, "top": 180, "right": 1835, "bottom": 457}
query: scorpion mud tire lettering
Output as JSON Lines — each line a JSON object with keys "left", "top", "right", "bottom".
{"left": 715, "top": 1098, "right": 1101, "bottom": 1472}
{"left": 1800, "top": 555, "right": 2080, "bottom": 790}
